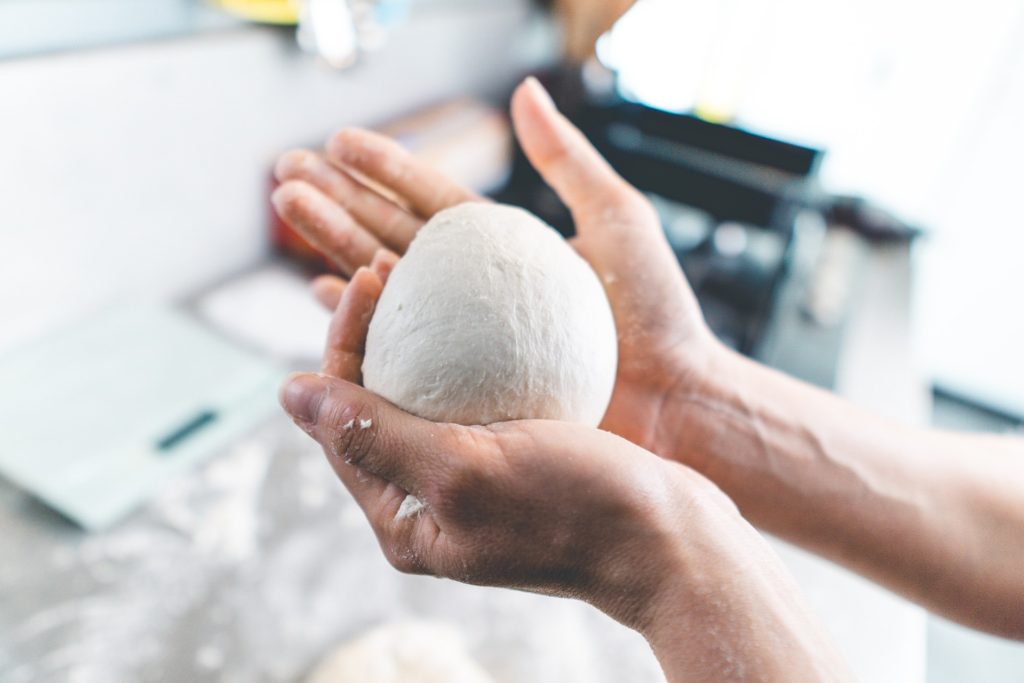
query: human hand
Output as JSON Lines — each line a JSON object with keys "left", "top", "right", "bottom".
{"left": 280, "top": 270, "right": 851, "bottom": 682}
{"left": 272, "top": 78, "right": 720, "bottom": 460}
{"left": 280, "top": 267, "right": 714, "bottom": 632}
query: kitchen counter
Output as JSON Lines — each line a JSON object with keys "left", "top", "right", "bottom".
{"left": 0, "top": 415, "right": 665, "bottom": 683}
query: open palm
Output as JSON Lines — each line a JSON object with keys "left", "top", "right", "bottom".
{"left": 272, "top": 78, "right": 714, "bottom": 457}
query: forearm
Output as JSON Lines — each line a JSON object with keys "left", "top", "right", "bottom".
{"left": 669, "top": 344, "right": 1024, "bottom": 638}
{"left": 639, "top": 482, "right": 852, "bottom": 682}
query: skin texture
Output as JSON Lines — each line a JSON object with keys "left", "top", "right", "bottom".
{"left": 669, "top": 351, "right": 1024, "bottom": 640}
{"left": 273, "top": 76, "right": 1024, "bottom": 678}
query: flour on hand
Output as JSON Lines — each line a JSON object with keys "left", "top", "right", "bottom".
{"left": 395, "top": 494, "right": 426, "bottom": 521}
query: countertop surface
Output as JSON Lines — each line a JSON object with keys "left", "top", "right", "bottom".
{"left": 0, "top": 415, "right": 665, "bottom": 683}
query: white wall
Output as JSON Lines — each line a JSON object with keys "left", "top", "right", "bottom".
{"left": 914, "top": 28, "right": 1024, "bottom": 418}
{"left": 0, "top": 2, "right": 551, "bottom": 352}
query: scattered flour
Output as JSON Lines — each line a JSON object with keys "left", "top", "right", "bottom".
{"left": 395, "top": 495, "right": 426, "bottom": 521}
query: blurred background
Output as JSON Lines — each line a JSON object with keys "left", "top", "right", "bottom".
{"left": 1, "top": 1, "right": 1022, "bottom": 681}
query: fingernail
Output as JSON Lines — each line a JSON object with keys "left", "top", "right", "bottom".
{"left": 328, "top": 128, "right": 363, "bottom": 162}
{"left": 270, "top": 185, "right": 286, "bottom": 210}
{"left": 280, "top": 373, "right": 328, "bottom": 424}
{"left": 270, "top": 183, "right": 297, "bottom": 215}
{"left": 273, "top": 149, "right": 311, "bottom": 182}
{"left": 524, "top": 76, "right": 556, "bottom": 111}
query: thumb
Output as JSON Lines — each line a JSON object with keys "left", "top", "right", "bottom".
{"left": 510, "top": 77, "right": 642, "bottom": 225}
{"left": 280, "top": 372, "right": 460, "bottom": 499}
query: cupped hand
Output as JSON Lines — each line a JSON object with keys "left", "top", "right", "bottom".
{"left": 272, "top": 77, "right": 720, "bottom": 458}
{"left": 279, "top": 267, "right": 717, "bottom": 631}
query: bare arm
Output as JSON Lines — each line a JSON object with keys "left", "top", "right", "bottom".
{"left": 662, "top": 346, "right": 1024, "bottom": 640}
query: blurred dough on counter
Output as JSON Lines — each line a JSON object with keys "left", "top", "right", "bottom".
{"left": 306, "top": 620, "right": 496, "bottom": 683}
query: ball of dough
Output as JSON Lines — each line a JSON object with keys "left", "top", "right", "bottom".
{"left": 362, "top": 202, "right": 617, "bottom": 426}
{"left": 305, "top": 620, "right": 495, "bottom": 683}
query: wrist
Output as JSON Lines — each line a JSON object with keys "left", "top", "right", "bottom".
{"left": 628, "top": 477, "right": 852, "bottom": 682}
{"left": 589, "top": 464, "right": 743, "bottom": 633}
{"left": 658, "top": 338, "right": 745, "bottom": 471}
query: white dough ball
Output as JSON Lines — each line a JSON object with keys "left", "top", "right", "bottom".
{"left": 305, "top": 620, "right": 495, "bottom": 683}
{"left": 362, "top": 202, "right": 617, "bottom": 426}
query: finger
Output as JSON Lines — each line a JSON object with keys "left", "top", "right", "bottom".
{"left": 327, "top": 128, "right": 483, "bottom": 219}
{"left": 369, "top": 248, "right": 399, "bottom": 284}
{"left": 332, "top": 455, "right": 409, "bottom": 535}
{"left": 312, "top": 252, "right": 394, "bottom": 317}
{"left": 329, "top": 459, "right": 436, "bottom": 576}
{"left": 510, "top": 77, "right": 644, "bottom": 226}
{"left": 329, "top": 438, "right": 397, "bottom": 521}
{"left": 276, "top": 149, "right": 424, "bottom": 252}
{"left": 312, "top": 275, "right": 346, "bottom": 311}
{"left": 271, "top": 180, "right": 384, "bottom": 274}
{"left": 279, "top": 373, "right": 466, "bottom": 500}
{"left": 323, "top": 441, "right": 437, "bottom": 576}
{"left": 322, "top": 267, "right": 384, "bottom": 381}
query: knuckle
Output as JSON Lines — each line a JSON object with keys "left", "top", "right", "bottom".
{"left": 541, "top": 138, "right": 576, "bottom": 170}
{"left": 433, "top": 187, "right": 464, "bottom": 213}
{"left": 273, "top": 180, "right": 305, "bottom": 209}
{"left": 380, "top": 207, "right": 410, "bottom": 241}
{"left": 332, "top": 129, "right": 392, "bottom": 172}
{"left": 382, "top": 542, "right": 428, "bottom": 575}
{"left": 441, "top": 429, "right": 488, "bottom": 484}
{"left": 330, "top": 166, "right": 359, "bottom": 199}
{"left": 321, "top": 400, "right": 379, "bottom": 466}
{"left": 274, "top": 148, "right": 313, "bottom": 179}
{"left": 434, "top": 548, "right": 484, "bottom": 583}
{"left": 328, "top": 223, "right": 355, "bottom": 251}
{"left": 363, "top": 147, "right": 399, "bottom": 181}
{"left": 274, "top": 182, "right": 322, "bottom": 223}
{"left": 328, "top": 129, "right": 359, "bottom": 160}
{"left": 430, "top": 427, "right": 502, "bottom": 518}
